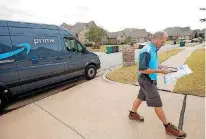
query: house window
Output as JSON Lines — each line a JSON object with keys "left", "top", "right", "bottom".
{"left": 168, "top": 36, "right": 173, "bottom": 40}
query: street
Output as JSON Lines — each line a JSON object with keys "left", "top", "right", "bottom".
{"left": 97, "top": 44, "right": 179, "bottom": 71}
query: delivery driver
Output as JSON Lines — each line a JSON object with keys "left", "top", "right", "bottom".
{"left": 128, "top": 31, "right": 187, "bottom": 138}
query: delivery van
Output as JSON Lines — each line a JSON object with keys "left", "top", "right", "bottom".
{"left": 0, "top": 20, "right": 101, "bottom": 110}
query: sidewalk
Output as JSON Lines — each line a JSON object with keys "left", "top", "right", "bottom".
{"left": 0, "top": 77, "right": 185, "bottom": 139}
{"left": 157, "top": 44, "right": 203, "bottom": 91}
{"left": 184, "top": 95, "right": 205, "bottom": 139}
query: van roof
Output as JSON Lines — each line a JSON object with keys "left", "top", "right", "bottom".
{"left": 0, "top": 20, "right": 74, "bottom": 36}
{"left": 0, "top": 20, "right": 59, "bottom": 30}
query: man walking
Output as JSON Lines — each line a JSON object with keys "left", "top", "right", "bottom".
{"left": 129, "top": 31, "right": 187, "bottom": 138}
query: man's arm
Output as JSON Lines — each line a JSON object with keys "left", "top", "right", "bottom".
{"left": 158, "top": 64, "right": 167, "bottom": 69}
{"left": 138, "top": 52, "right": 168, "bottom": 75}
{"left": 140, "top": 68, "right": 163, "bottom": 74}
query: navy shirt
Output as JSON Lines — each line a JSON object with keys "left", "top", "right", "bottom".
{"left": 138, "top": 42, "right": 159, "bottom": 80}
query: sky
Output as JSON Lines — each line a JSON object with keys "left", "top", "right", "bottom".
{"left": 0, "top": 0, "right": 205, "bottom": 33}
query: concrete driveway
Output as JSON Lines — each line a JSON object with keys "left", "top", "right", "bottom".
{"left": 1, "top": 75, "right": 203, "bottom": 139}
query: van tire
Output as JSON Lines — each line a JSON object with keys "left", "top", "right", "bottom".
{"left": 85, "top": 65, "right": 97, "bottom": 80}
{"left": 0, "top": 93, "right": 8, "bottom": 112}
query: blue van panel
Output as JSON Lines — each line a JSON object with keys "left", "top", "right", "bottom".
{"left": 0, "top": 36, "right": 19, "bottom": 87}
{"left": 0, "top": 27, "right": 9, "bottom": 35}
{"left": 7, "top": 21, "right": 59, "bottom": 30}
{"left": 59, "top": 27, "right": 73, "bottom": 36}
{"left": 9, "top": 27, "right": 59, "bottom": 35}
{"left": 0, "top": 21, "right": 8, "bottom": 27}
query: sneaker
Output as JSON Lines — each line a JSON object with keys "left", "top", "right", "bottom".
{"left": 128, "top": 111, "right": 144, "bottom": 122}
{"left": 165, "top": 123, "right": 187, "bottom": 138}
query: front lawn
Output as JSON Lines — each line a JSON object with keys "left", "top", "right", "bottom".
{"left": 87, "top": 45, "right": 125, "bottom": 53}
{"left": 106, "top": 49, "right": 183, "bottom": 84}
{"left": 174, "top": 48, "right": 205, "bottom": 96}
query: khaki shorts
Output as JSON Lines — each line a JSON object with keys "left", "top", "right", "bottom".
{"left": 137, "top": 75, "right": 162, "bottom": 107}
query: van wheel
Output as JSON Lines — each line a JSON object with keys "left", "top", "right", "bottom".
{"left": 0, "top": 93, "right": 8, "bottom": 112}
{"left": 85, "top": 65, "right": 97, "bottom": 80}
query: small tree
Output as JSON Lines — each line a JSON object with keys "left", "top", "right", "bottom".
{"left": 124, "top": 36, "right": 132, "bottom": 44}
{"left": 85, "top": 26, "right": 106, "bottom": 49}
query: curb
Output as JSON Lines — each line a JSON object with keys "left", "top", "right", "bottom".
{"left": 102, "top": 68, "right": 176, "bottom": 93}
{"left": 102, "top": 63, "right": 205, "bottom": 98}
{"left": 102, "top": 71, "right": 123, "bottom": 85}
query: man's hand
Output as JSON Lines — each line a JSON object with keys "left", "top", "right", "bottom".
{"left": 159, "top": 69, "right": 169, "bottom": 75}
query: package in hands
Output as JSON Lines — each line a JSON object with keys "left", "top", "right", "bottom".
{"left": 164, "top": 65, "right": 193, "bottom": 84}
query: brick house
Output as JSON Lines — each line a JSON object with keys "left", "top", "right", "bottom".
{"left": 61, "top": 21, "right": 96, "bottom": 44}
{"left": 164, "top": 27, "right": 198, "bottom": 40}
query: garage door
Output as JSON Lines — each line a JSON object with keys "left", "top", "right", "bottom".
{"left": 138, "top": 37, "right": 145, "bottom": 43}
{"left": 185, "top": 36, "right": 190, "bottom": 40}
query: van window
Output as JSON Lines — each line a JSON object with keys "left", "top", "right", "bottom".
{"left": 64, "top": 38, "right": 83, "bottom": 53}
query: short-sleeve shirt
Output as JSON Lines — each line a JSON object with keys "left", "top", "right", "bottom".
{"left": 138, "top": 41, "right": 158, "bottom": 80}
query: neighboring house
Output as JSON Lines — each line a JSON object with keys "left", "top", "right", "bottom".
{"left": 183, "top": 30, "right": 197, "bottom": 40}
{"left": 60, "top": 21, "right": 96, "bottom": 44}
{"left": 197, "top": 29, "right": 205, "bottom": 39}
{"left": 107, "top": 31, "right": 127, "bottom": 44}
{"left": 148, "top": 34, "right": 153, "bottom": 40}
{"left": 164, "top": 27, "right": 197, "bottom": 40}
{"left": 101, "top": 35, "right": 109, "bottom": 44}
{"left": 123, "top": 28, "right": 152, "bottom": 43}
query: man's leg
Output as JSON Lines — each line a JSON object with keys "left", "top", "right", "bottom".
{"left": 154, "top": 107, "right": 169, "bottom": 125}
{"left": 154, "top": 107, "right": 187, "bottom": 138}
{"left": 131, "top": 98, "right": 142, "bottom": 112}
{"left": 144, "top": 83, "right": 186, "bottom": 138}
{"left": 142, "top": 80, "right": 187, "bottom": 138}
{"left": 128, "top": 88, "right": 145, "bottom": 122}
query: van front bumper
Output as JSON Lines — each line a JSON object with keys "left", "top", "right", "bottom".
{"left": 96, "top": 63, "right": 101, "bottom": 69}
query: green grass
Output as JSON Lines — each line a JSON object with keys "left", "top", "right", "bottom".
{"left": 87, "top": 45, "right": 125, "bottom": 53}
{"left": 158, "top": 49, "right": 183, "bottom": 63}
{"left": 87, "top": 45, "right": 107, "bottom": 53}
{"left": 174, "top": 48, "right": 205, "bottom": 96}
{"left": 166, "top": 40, "right": 173, "bottom": 45}
{"left": 184, "top": 43, "right": 200, "bottom": 47}
{"left": 106, "top": 49, "right": 183, "bottom": 84}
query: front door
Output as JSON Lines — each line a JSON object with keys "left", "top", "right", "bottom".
{"left": 63, "top": 37, "right": 87, "bottom": 79}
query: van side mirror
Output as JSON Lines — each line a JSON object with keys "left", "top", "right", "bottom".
{"left": 82, "top": 47, "right": 87, "bottom": 53}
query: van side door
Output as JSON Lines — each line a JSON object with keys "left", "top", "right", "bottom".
{"left": 9, "top": 27, "right": 65, "bottom": 93}
{"left": 0, "top": 25, "right": 20, "bottom": 93}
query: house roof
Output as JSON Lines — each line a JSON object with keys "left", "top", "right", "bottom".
{"left": 107, "top": 31, "right": 126, "bottom": 38}
{"left": 123, "top": 30, "right": 150, "bottom": 39}
{"left": 106, "top": 29, "right": 151, "bottom": 39}
{"left": 181, "top": 30, "right": 195, "bottom": 36}
{"left": 164, "top": 27, "right": 196, "bottom": 37}
{"left": 120, "top": 28, "right": 152, "bottom": 39}
{"left": 60, "top": 21, "right": 96, "bottom": 34}
{"left": 122, "top": 28, "right": 146, "bottom": 36}
{"left": 195, "top": 29, "right": 201, "bottom": 33}
{"left": 199, "top": 29, "right": 205, "bottom": 34}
